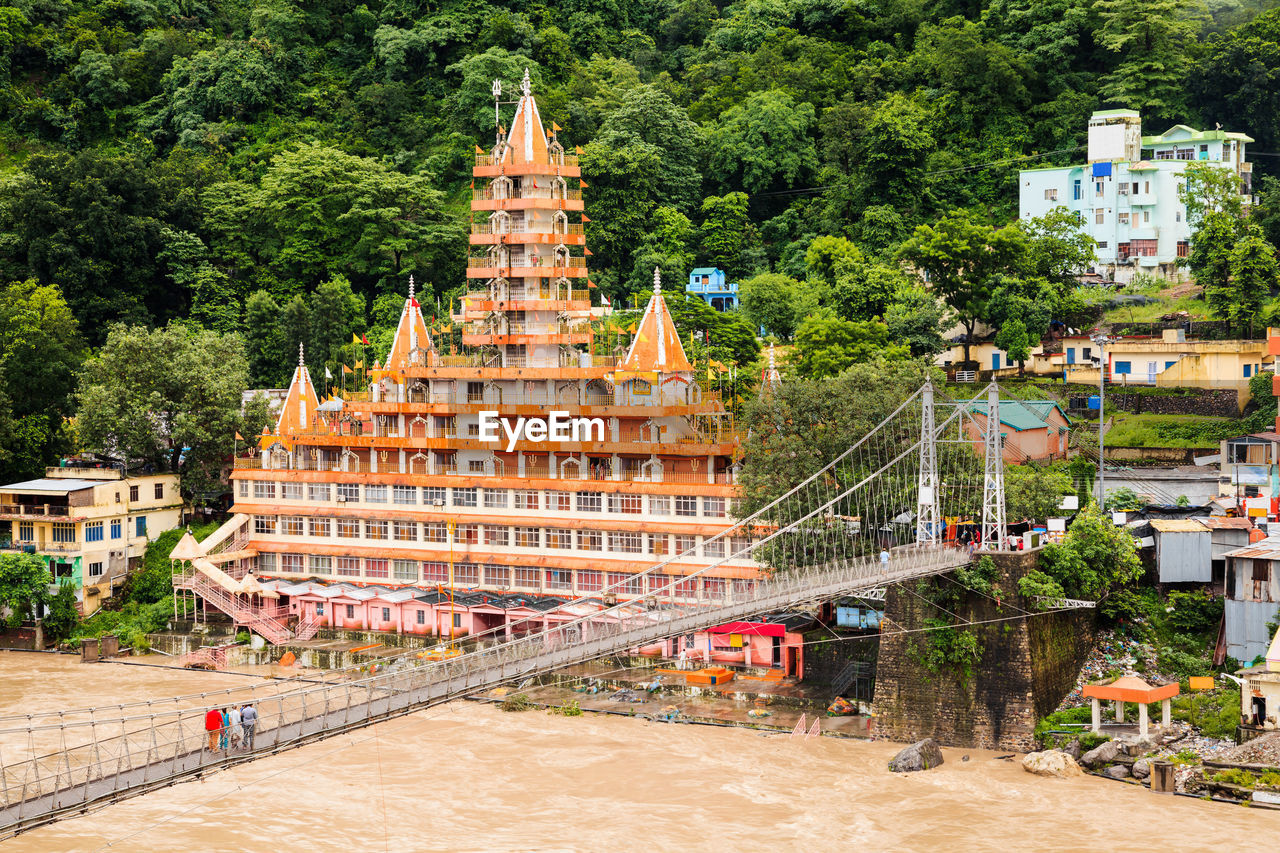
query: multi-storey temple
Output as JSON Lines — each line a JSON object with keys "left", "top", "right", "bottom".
{"left": 176, "top": 73, "right": 763, "bottom": 644}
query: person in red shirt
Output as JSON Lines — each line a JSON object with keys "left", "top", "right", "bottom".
{"left": 205, "top": 707, "right": 223, "bottom": 752}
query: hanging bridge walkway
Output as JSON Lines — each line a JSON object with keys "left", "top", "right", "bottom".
{"left": 0, "top": 380, "right": 1019, "bottom": 837}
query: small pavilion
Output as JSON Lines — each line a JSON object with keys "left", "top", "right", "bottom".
{"left": 1082, "top": 676, "right": 1180, "bottom": 738}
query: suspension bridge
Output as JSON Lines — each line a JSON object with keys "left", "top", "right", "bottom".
{"left": 0, "top": 380, "right": 1033, "bottom": 837}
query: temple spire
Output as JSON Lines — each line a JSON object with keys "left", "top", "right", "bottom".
{"left": 298, "top": 342, "right": 305, "bottom": 366}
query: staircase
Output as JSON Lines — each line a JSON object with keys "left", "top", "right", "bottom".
{"left": 293, "top": 612, "right": 323, "bottom": 642}
{"left": 830, "top": 660, "right": 867, "bottom": 697}
{"left": 174, "top": 566, "right": 293, "bottom": 645}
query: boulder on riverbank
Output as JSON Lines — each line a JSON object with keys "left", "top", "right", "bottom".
{"left": 1131, "top": 758, "right": 1151, "bottom": 779}
{"left": 888, "top": 739, "right": 944, "bottom": 772}
{"left": 1102, "top": 764, "right": 1130, "bottom": 780}
{"left": 1080, "top": 740, "right": 1122, "bottom": 768}
{"left": 1022, "top": 750, "right": 1084, "bottom": 778}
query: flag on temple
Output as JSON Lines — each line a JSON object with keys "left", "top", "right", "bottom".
{"left": 361, "top": 333, "right": 370, "bottom": 345}
{"left": 552, "top": 122, "right": 562, "bottom": 131}
{"left": 475, "top": 145, "right": 484, "bottom": 153}
{"left": 469, "top": 180, "right": 474, "bottom": 189}
{"left": 575, "top": 146, "right": 583, "bottom": 154}
{"left": 355, "top": 359, "right": 364, "bottom": 369}
{"left": 342, "top": 365, "right": 353, "bottom": 374}
{"left": 601, "top": 294, "right": 611, "bottom": 308}
{"left": 410, "top": 296, "right": 420, "bottom": 309}
{"left": 325, "top": 366, "right": 333, "bottom": 379}
{"left": 584, "top": 248, "right": 593, "bottom": 256}
{"left": 579, "top": 179, "right": 589, "bottom": 189}
{"left": 352, "top": 333, "right": 360, "bottom": 345}
{"left": 531, "top": 177, "right": 538, "bottom": 188}
{"left": 588, "top": 280, "right": 597, "bottom": 289}
{"left": 235, "top": 432, "right": 244, "bottom": 441}
{"left": 581, "top": 214, "right": 592, "bottom": 222}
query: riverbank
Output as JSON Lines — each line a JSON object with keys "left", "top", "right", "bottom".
{"left": 1, "top": 652, "right": 1276, "bottom": 851}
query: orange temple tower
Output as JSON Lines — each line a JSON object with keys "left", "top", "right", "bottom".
{"left": 213, "top": 71, "right": 754, "bottom": 637}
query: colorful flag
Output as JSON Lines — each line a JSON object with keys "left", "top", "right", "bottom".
{"left": 475, "top": 145, "right": 484, "bottom": 154}
{"left": 325, "top": 366, "right": 333, "bottom": 379}
{"left": 552, "top": 121, "right": 562, "bottom": 131}
{"left": 342, "top": 365, "right": 353, "bottom": 374}
{"left": 584, "top": 248, "right": 593, "bottom": 256}
{"left": 588, "top": 280, "right": 597, "bottom": 289}
{"left": 352, "top": 333, "right": 360, "bottom": 345}
{"left": 234, "top": 432, "right": 244, "bottom": 441}
{"left": 581, "top": 214, "right": 592, "bottom": 223}
{"left": 601, "top": 294, "right": 611, "bottom": 308}
{"left": 355, "top": 359, "right": 364, "bottom": 369}
{"left": 579, "top": 179, "right": 589, "bottom": 189}
{"left": 361, "top": 333, "right": 370, "bottom": 346}
{"left": 411, "top": 297, "right": 420, "bottom": 309}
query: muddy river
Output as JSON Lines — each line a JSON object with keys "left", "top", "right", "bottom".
{"left": 0, "top": 652, "right": 1273, "bottom": 851}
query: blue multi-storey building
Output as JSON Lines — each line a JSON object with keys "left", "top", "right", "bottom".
{"left": 686, "top": 267, "right": 739, "bottom": 311}
{"left": 1019, "top": 109, "right": 1253, "bottom": 282}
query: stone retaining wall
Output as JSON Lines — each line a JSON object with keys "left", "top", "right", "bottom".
{"left": 872, "top": 550, "right": 1096, "bottom": 751}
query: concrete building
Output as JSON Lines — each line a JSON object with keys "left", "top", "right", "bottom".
{"left": 964, "top": 399, "right": 1072, "bottom": 463}
{"left": 686, "top": 267, "right": 738, "bottom": 311}
{"left": 1019, "top": 109, "right": 1253, "bottom": 282}
{"left": 183, "top": 74, "right": 762, "bottom": 643}
{"left": 1239, "top": 628, "right": 1280, "bottom": 732}
{"left": 0, "top": 467, "right": 183, "bottom": 614}
{"left": 1056, "top": 330, "right": 1268, "bottom": 400}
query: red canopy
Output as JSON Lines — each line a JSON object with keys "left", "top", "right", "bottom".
{"left": 707, "top": 621, "right": 785, "bottom": 638}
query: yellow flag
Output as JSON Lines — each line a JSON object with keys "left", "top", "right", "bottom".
{"left": 552, "top": 121, "right": 562, "bottom": 131}
{"left": 355, "top": 359, "right": 364, "bottom": 369}
{"left": 352, "top": 333, "right": 360, "bottom": 344}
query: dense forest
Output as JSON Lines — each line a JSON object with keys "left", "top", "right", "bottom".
{"left": 3, "top": 0, "right": 1280, "bottom": 491}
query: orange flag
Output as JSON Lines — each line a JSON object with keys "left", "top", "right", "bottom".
{"left": 584, "top": 248, "right": 593, "bottom": 256}
{"left": 342, "top": 365, "right": 353, "bottom": 374}
{"left": 582, "top": 214, "right": 592, "bottom": 223}
{"left": 579, "top": 179, "right": 589, "bottom": 189}
{"left": 588, "top": 280, "right": 598, "bottom": 289}
{"left": 575, "top": 146, "right": 583, "bottom": 154}
{"left": 552, "top": 121, "right": 562, "bottom": 131}
{"left": 475, "top": 145, "right": 484, "bottom": 154}
{"left": 235, "top": 432, "right": 244, "bottom": 441}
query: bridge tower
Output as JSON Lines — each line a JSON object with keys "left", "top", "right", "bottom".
{"left": 915, "top": 379, "right": 940, "bottom": 544}
{"left": 980, "top": 382, "right": 1007, "bottom": 550}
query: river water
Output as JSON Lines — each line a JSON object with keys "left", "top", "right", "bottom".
{"left": 1, "top": 652, "right": 1273, "bottom": 851}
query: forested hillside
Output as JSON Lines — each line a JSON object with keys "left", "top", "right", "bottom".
{"left": 2, "top": 0, "right": 1280, "bottom": 488}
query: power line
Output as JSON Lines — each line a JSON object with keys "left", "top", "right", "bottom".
{"left": 752, "top": 146, "right": 1087, "bottom": 198}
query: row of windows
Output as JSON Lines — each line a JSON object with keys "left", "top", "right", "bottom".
{"left": 260, "top": 553, "right": 755, "bottom": 596}
{"left": 17, "top": 517, "right": 146, "bottom": 546}
{"left": 242, "top": 482, "right": 729, "bottom": 517}
{"left": 254, "top": 515, "right": 752, "bottom": 559}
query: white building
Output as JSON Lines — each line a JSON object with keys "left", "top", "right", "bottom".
{"left": 1019, "top": 109, "right": 1253, "bottom": 282}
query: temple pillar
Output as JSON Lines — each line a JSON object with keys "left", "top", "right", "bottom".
{"left": 1115, "top": 700, "right": 1124, "bottom": 723}
{"left": 1162, "top": 698, "right": 1172, "bottom": 727}
{"left": 1138, "top": 702, "right": 1149, "bottom": 739}
{"left": 1091, "top": 698, "right": 1101, "bottom": 734}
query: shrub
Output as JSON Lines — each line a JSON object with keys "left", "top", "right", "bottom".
{"left": 1165, "top": 589, "right": 1223, "bottom": 635}
{"left": 500, "top": 692, "right": 533, "bottom": 712}
{"left": 1214, "top": 769, "right": 1256, "bottom": 788}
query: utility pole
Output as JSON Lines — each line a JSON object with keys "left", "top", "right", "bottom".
{"left": 1092, "top": 334, "right": 1111, "bottom": 508}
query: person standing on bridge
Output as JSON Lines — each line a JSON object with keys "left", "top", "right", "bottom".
{"left": 880, "top": 548, "right": 889, "bottom": 564}
{"left": 218, "top": 707, "right": 231, "bottom": 752}
{"left": 241, "top": 703, "right": 257, "bottom": 750}
{"left": 205, "top": 706, "right": 223, "bottom": 752}
{"left": 228, "top": 704, "right": 243, "bottom": 749}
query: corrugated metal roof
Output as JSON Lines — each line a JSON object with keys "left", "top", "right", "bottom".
{"left": 1223, "top": 537, "right": 1280, "bottom": 559}
{"left": 0, "top": 478, "right": 103, "bottom": 494}
{"left": 1201, "top": 517, "right": 1255, "bottom": 530}
{"left": 1150, "top": 519, "right": 1209, "bottom": 533}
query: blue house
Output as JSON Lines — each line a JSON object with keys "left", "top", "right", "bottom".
{"left": 686, "top": 267, "right": 739, "bottom": 311}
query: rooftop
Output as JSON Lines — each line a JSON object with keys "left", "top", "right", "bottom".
{"left": 0, "top": 478, "right": 103, "bottom": 494}
{"left": 1149, "top": 519, "right": 1209, "bottom": 533}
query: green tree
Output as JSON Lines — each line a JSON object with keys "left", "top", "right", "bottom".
{"left": 898, "top": 212, "right": 1031, "bottom": 364}
{"left": 310, "top": 274, "right": 364, "bottom": 369}
{"left": 884, "top": 288, "right": 949, "bottom": 358}
{"left": 76, "top": 322, "right": 250, "bottom": 502}
{"left": 791, "top": 312, "right": 910, "bottom": 379}
{"left": 0, "top": 280, "right": 85, "bottom": 481}
{"left": 1005, "top": 464, "right": 1073, "bottom": 521}
{"left": 1189, "top": 211, "right": 1246, "bottom": 330}
{"left": 1229, "top": 227, "right": 1279, "bottom": 338}
{"left": 43, "top": 581, "right": 80, "bottom": 643}
{"left": 994, "top": 318, "right": 1031, "bottom": 373}
{"left": 1038, "top": 501, "right": 1143, "bottom": 600}
{"left": 244, "top": 290, "right": 286, "bottom": 388}
{"left": 1183, "top": 161, "right": 1245, "bottom": 228}
{"left": 699, "top": 193, "right": 755, "bottom": 279}
{"left": 739, "top": 272, "right": 802, "bottom": 340}
{"left": 596, "top": 85, "right": 703, "bottom": 212}
{"left": 0, "top": 553, "right": 51, "bottom": 628}
{"left": 707, "top": 89, "right": 816, "bottom": 194}
{"left": 1094, "top": 0, "right": 1203, "bottom": 118}
{"left": 581, "top": 139, "right": 665, "bottom": 297}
